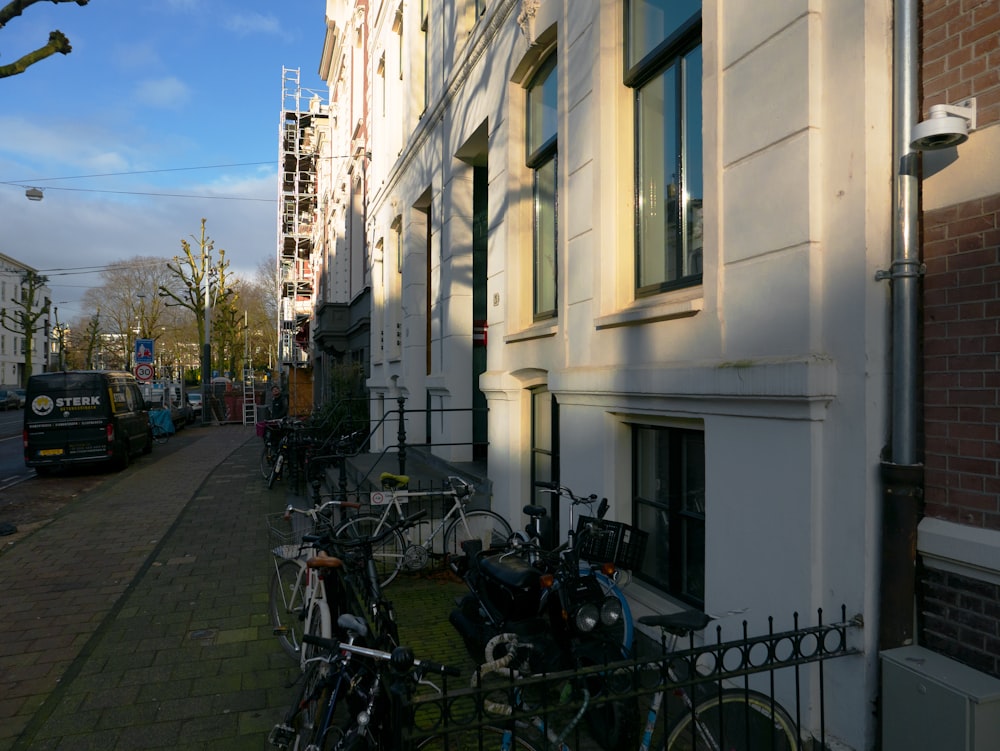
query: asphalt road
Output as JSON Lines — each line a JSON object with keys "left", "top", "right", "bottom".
{"left": 0, "top": 421, "right": 200, "bottom": 551}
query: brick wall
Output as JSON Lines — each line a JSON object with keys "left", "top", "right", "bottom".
{"left": 919, "top": 1, "right": 1000, "bottom": 677}
{"left": 918, "top": 566, "right": 1000, "bottom": 677}
{"left": 922, "top": 0, "right": 1000, "bottom": 128}
{"left": 922, "top": 194, "right": 1000, "bottom": 530}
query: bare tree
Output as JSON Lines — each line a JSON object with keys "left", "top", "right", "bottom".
{"left": 159, "top": 219, "right": 234, "bottom": 403}
{"left": 0, "top": 0, "right": 88, "bottom": 78}
{"left": 66, "top": 310, "right": 100, "bottom": 370}
{"left": 82, "top": 257, "right": 173, "bottom": 369}
{"left": 242, "top": 257, "right": 280, "bottom": 373}
{"left": 0, "top": 270, "right": 49, "bottom": 385}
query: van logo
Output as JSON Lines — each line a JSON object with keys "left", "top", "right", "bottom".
{"left": 55, "top": 396, "right": 101, "bottom": 408}
{"left": 31, "top": 395, "right": 54, "bottom": 416}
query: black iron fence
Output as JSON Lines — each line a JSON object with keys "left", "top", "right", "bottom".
{"left": 398, "top": 607, "right": 862, "bottom": 750}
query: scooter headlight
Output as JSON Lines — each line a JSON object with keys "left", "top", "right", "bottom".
{"left": 574, "top": 602, "right": 600, "bottom": 633}
{"left": 600, "top": 596, "right": 623, "bottom": 627}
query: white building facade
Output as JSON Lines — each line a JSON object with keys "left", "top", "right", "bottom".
{"left": 314, "top": 1, "right": 905, "bottom": 747}
{"left": 0, "top": 253, "right": 51, "bottom": 386}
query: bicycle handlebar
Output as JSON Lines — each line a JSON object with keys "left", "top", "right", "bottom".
{"left": 534, "top": 481, "right": 600, "bottom": 505}
{"left": 301, "top": 634, "right": 460, "bottom": 677}
{"left": 283, "top": 497, "right": 361, "bottom": 522}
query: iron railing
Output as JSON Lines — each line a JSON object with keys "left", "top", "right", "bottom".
{"left": 398, "top": 606, "right": 862, "bottom": 750}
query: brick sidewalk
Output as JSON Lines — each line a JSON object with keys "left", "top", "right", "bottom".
{"left": 0, "top": 425, "right": 472, "bottom": 750}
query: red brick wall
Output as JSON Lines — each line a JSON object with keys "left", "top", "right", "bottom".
{"left": 922, "top": 195, "right": 1000, "bottom": 530}
{"left": 922, "top": 0, "right": 1000, "bottom": 128}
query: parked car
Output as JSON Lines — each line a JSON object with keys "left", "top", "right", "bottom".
{"left": 23, "top": 370, "right": 153, "bottom": 472}
{"left": 186, "top": 392, "right": 203, "bottom": 418}
{"left": 13, "top": 388, "right": 26, "bottom": 408}
{"left": 0, "top": 389, "right": 19, "bottom": 410}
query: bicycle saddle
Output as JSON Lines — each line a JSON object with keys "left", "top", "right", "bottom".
{"left": 638, "top": 610, "right": 713, "bottom": 636}
{"left": 337, "top": 613, "right": 369, "bottom": 638}
{"left": 380, "top": 472, "right": 410, "bottom": 489}
{"left": 306, "top": 550, "right": 344, "bottom": 570}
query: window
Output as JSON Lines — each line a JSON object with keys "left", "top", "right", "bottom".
{"left": 633, "top": 424, "right": 705, "bottom": 606}
{"left": 626, "top": 1, "right": 703, "bottom": 295}
{"left": 421, "top": 0, "right": 430, "bottom": 111}
{"left": 530, "top": 387, "right": 559, "bottom": 540}
{"left": 527, "top": 54, "right": 558, "bottom": 320}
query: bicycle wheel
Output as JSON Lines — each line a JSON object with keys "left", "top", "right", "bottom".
{"left": 301, "top": 598, "right": 332, "bottom": 672}
{"left": 416, "top": 725, "right": 540, "bottom": 751}
{"left": 260, "top": 443, "right": 277, "bottom": 479}
{"left": 442, "top": 510, "right": 512, "bottom": 560}
{"left": 269, "top": 450, "right": 285, "bottom": 489}
{"left": 270, "top": 559, "right": 306, "bottom": 661}
{"left": 335, "top": 514, "right": 406, "bottom": 587}
{"left": 667, "top": 689, "right": 799, "bottom": 750}
{"left": 297, "top": 662, "right": 348, "bottom": 751}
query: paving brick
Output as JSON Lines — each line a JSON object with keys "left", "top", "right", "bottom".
{"left": 0, "top": 425, "right": 484, "bottom": 750}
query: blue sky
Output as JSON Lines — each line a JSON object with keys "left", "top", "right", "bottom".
{"left": 0, "top": 0, "right": 328, "bottom": 323}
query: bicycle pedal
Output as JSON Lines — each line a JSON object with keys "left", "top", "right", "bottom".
{"left": 272, "top": 626, "right": 288, "bottom": 636}
{"left": 267, "top": 724, "right": 295, "bottom": 747}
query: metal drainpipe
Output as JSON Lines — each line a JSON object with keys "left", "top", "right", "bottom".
{"left": 878, "top": 0, "right": 925, "bottom": 650}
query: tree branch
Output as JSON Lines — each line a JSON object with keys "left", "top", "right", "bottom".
{"left": 0, "top": 0, "right": 88, "bottom": 29}
{"left": 1, "top": 0, "right": 89, "bottom": 78}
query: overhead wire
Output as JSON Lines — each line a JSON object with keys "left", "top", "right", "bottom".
{"left": 0, "top": 160, "right": 280, "bottom": 202}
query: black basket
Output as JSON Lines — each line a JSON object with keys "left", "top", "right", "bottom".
{"left": 576, "top": 516, "right": 648, "bottom": 571}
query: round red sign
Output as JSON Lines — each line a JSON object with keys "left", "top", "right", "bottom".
{"left": 134, "top": 363, "right": 154, "bottom": 382}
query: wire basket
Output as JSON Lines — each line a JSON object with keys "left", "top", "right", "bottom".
{"left": 266, "top": 511, "right": 310, "bottom": 560}
{"left": 576, "top": 516, "right": 648, "bottom": 571}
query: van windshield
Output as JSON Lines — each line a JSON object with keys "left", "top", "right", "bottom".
{"left": 27, "top": 373, "right": 122, "bottom": 421}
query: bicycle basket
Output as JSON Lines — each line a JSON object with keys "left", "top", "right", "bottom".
{"left": 575, "top": 516, "right": 648, "bottom": 570}
{"left": 266, "top": 511, "right": 334, "bottom": 560}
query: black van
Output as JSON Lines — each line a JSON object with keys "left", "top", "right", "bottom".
{"left": 23, "top": 371, "right": 153, "bottom": 472}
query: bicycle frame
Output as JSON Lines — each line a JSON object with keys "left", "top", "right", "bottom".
{"left": 368, "top": 484, "right": 468, "bottom": 555}
{"left": 272, "top": 499, "right": 358, "bottom": 669}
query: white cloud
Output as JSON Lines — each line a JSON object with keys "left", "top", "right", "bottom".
{"left": 225, "top": 12, "right": 286, "bottom": 38}
{"left": 0, "top": 116, "right": 136, "bottom": 175}
{"left": 134, "top": 77, "right": 191, "bottom": 109}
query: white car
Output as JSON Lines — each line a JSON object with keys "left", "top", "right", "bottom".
{"left": 186, "top": 392, "right": 203, "bottom": 417}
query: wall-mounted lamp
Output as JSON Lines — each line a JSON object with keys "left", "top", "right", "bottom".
{"left": 910, "top": 97, "right": 977, "bottom": 151}
{"left": 25, "top": 187, "right": 44, "bottom": 202}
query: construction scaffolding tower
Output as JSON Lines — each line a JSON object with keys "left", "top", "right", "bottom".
{"left": 277, "top": 67, "right": 327, "bottom": 371}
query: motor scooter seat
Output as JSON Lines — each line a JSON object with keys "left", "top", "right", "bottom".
{"left": 480, "top": 552, "right": 540, "bottom": 590}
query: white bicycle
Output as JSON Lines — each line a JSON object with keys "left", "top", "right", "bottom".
{"left": 267, "top": 498, "right": 358, "bottom": 670}
{"left": 334, "top": 473, "right": 513, "bottom": 587}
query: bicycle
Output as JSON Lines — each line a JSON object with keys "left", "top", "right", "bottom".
{"left": 259, "top": 418, "right": 287, "bottom": 479}
{"left": 334, "top": 473, "right": 512, "bottom": 587}
{"left": 268, "top": 612, "right": 371, "bottom": 750}
{"left": 268, "top": 497, "right": 361, "bottom": 667}
{"left": 297, "top": 630, "right": 461, "bottom": 751}
{"left": 332, "top": 509, "right": 431, "bottom": 652}
{"left": 465, "top": 632, "right": 591, "bottom": 751}
{"left": 526, "top": 481, "right": 642, "bottom": 659}
{"left": 149, "top": 409, "right": 172, "bottom": 444}
{"left": 151, "top": 421, "right": 170, "bottom": 444}
{"left": 636, "top": 609, "right": 799, "bottom": 750}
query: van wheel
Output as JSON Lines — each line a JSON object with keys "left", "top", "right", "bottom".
{"left": 112, "top": 442, "right": 130, "bottom": 471}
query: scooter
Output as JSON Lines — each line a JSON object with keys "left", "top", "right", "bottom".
{"left": 449, "top": 484, "right": 636, "bottom": 750}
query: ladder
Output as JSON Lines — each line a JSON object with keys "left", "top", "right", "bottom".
{"left": 242, "top": 369, "right": 256, "bottom": 425}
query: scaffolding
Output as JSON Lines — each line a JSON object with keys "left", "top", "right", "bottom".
{"left": 277, "top": 67, "right": 327, "bottom": 371}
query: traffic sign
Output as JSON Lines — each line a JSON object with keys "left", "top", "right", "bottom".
{"left": 134, "top": 363, "right": 154, "bottom": 382}
{"left": 135, "top": 338, "right": 154, "bottom": 364}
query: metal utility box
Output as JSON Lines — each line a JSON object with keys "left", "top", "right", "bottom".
{"left": 882, "top": 646, "right": 1000, "bottom": 751}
